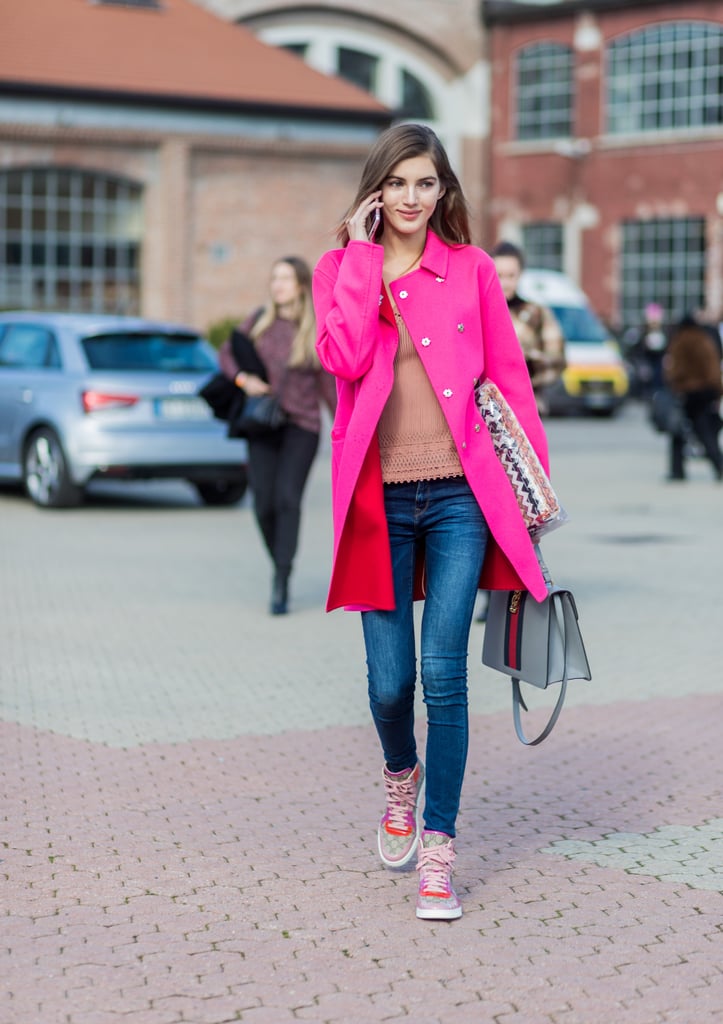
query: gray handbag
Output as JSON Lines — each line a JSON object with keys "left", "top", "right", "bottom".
{"left": 481, "top": 550, "right": 591, "bottom": 745}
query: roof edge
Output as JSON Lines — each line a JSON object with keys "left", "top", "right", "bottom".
{"left": 0, "top": 80, "right": 392, "bottom": 127}
{"left": 484, "top": 0, "right": 684, "bottom": 26}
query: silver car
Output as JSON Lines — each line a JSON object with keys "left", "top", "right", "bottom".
{"left": 0, "top": 312, "right": 248, "bottom": 507}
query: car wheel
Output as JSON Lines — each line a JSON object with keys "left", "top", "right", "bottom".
{"left": 23, "top": 428, "right": 83, "bottom": 508}
{"left": 193, "top": 476, "right": 248, "bottom": 506}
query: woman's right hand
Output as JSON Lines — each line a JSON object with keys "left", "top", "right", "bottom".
{"left": 236, "top": 372, "right": 270, "bottom": 396}
{"left": 346, "top": 191, "right": 382, "bottom": 242}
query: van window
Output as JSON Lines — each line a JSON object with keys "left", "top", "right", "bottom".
{"left": 550, "top": 305, "right": 608, "bottom": 344}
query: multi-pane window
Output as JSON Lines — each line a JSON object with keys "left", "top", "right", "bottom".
{"left": 516, "top": 42, "right": 574, "bottom": 140}
{"left": 522, "top": 222, "right": 564, "bottom": 271}
{"left": 337, "top": 47, "right": 378, "bottom": 94}
{"left": 0, "top": 168, "right": 142, "bottom": 314}
{"left": 337, "top": 50, "right": 434, "bottom": 119}
{"left": 269, "top": 37, "right": 437, "bottom": 123}
{"left": 607, "top": 21, "right": 723, "bottom": 134}
{"left": 620, "top": 218, "right": 706, "bottom": 327}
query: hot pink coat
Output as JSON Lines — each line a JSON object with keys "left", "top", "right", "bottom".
{"left": 313, "top": 230, "right": 550, "bottom": 611}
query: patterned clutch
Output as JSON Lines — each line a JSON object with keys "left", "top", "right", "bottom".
{"left": 474, "top": 379, "right": 565, "bottom": 540}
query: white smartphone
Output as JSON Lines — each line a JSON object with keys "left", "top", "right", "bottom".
{"left": 367, "top": 207, "right": 381, "bottom": 241}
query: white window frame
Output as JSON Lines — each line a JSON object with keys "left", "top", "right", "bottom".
{"left": 606, "top": 21, "right": 723, "bottom": 136}
{"left": 257, "top": 24, "right": 489, "bottom": 169}
{"left": 620, "top": 216, "right": 706, "bottom": 327}
{"left": 0, "top": 167, "right": 143, "bottom": 313}
{"left": 515, "top": 42, "right": 574, "bottom": 141}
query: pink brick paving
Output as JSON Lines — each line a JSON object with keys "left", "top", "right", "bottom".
{"left": 2, "top": 694, "right": 722, "bottom": 1024}
{"left": 3, "top": 406, "right": 723, "bottom": 1023}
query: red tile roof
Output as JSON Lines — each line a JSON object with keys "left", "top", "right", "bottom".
{"left": 0, "top": 0, "right": 388, "bottom": 118}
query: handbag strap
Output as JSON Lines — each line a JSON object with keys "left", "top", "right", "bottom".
{"left": 534, "top": 544, "right": 554, "bottom": 588}
{"left": 511, "top": 591, "right": 568, "bottom": 746}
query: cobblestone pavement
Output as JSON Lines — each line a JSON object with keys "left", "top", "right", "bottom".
{"left": 1, "top": 402, "right": 722, "bottom": 1024}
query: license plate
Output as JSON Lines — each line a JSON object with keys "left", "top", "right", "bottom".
{"left": 156, "top": 397, "right": 212, "bottom": 420}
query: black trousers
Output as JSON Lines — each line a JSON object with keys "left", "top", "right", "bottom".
{"left": 247, "top": 423, "right": 319, "bottom": 577}
{"left": 669, "top": 388, "right": 723, "bottom": 479}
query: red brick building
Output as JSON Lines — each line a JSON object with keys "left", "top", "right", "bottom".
{"left": 0, "top": 0, "right": 388, "bottom": 329}
{"left": 484, "top": 0, "right": 723, "bottom": 331}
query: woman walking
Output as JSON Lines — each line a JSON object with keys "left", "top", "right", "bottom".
{"left": 313, "top": 125, "right": 550, "bottom": 920}
{"left": 663, "top": 312, "right": 723, "bottom": 481}
{"left": 220, "top": 256, "right": 336, "bottom": 614}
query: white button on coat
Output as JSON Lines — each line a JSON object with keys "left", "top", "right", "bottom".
{"left": 443, "top": 389, "right": 453, "bottom": 398}
{"left": 399, "top": 290, "right": 408, "bottom": 299}
{"left": 421, "top": 337, "right": 431, "bottom": 347}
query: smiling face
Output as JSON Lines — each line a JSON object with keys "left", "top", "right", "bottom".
{"left": 380, "top": 154, "right": 445, "bottom": 241}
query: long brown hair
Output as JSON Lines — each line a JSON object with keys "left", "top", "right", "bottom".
{"left": 250, "top": 256, "right": 319, "bottom": 369}
{"left": 336, "top": 123, "right": 471, "bottom": 247}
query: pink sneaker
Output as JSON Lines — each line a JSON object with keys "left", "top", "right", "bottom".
{"left": 377, "top": 761, "right": 425, "bottom": 868}
{"left": 416, "top": 831, "right": 462, "bottom": 920}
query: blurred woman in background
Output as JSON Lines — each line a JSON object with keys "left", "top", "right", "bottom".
{"left": 219, "top": 257, "right": 337, "bottom": 613}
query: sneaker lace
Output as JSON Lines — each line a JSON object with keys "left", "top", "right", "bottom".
{"left": 417, "top": 841, "right": 455, "bottom": 897}
{"left": 383, "top": 769, "right": 417, "bottom": 835}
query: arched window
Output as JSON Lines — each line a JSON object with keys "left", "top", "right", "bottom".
{"left": 335, "top": 46, "right": 434, "bottom": 119}
{"left": 516, "top": 42, "right": 574, "bottom": 140}
{"left": 606, "top": 21, "right": 723, "bottom": 134}
{"left": 0, "top": 167, "right": 142, "bottom": 313}
{"left": 256, "top": 27, "right": 439, "bottom": 126}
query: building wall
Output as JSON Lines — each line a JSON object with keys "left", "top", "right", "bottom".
{"left": 188, "top": 140, "right": 373, "bottom": 327}
{"left": 487, "top": 0, "right": 723, "bottom": 328}
{"left": 0, "top": 117, "right": 377, "bottom": 330}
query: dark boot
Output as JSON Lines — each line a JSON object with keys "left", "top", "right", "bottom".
{"left": 270, "top": 570, "right": 289, "bottom": 615}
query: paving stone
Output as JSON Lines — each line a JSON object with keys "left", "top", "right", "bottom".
{"left": 2, "top": 408, "right": 723, "bottom": 1023}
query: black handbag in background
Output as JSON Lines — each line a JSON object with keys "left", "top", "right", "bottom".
{"left": 649, "top": 388, "right": 687, "bottom": 437}
{"left": 228, "top": 393, "right": 287, "bottom": 438}
{"left": 198, "top": 328, "right": 269, "bottom": 423}
{"left": 199, "top": 373, "right": 238, "bottom": 421}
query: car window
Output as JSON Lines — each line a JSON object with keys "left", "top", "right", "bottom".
{"left": 550, "top": 305, "right": 609, "bottom": 344}
{"left": 81, "top": 332, "right": 217, "bottom": 372}
{"left": 0, "top": 324, "right": 61, "bottom": 369}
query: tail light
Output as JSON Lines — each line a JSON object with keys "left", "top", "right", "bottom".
{"left": 82, "top": 390, "right": 139, "bottom": 413}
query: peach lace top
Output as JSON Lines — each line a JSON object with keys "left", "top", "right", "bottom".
{"left": 378, "top": 312, "right": 463, "bottom": 484}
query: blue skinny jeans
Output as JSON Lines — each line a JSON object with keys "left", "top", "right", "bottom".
{"left": 361, "top": 476, "right": 489, "bottom": 837}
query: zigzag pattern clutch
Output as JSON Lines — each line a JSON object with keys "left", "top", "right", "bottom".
{"left": 474, "top": 379, "right": 565, "bottom": 540}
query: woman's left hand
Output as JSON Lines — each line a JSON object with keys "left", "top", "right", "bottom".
{"left": 236, "top": 372, "right": 270, "bottom": 396}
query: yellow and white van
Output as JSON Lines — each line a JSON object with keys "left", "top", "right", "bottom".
{"left": 518, "top": 269, "right": 629, "bottom": 415}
